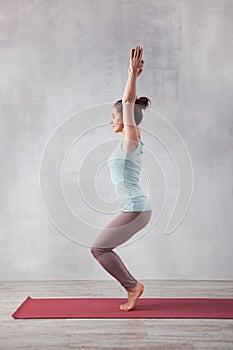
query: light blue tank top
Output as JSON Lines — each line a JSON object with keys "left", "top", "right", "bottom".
{"left": 108, "top": 138, "right": 152, "bottom": 212}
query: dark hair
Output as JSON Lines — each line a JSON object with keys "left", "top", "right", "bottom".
{"left": 113, "top": 96, "right": 151, "bottom": 126}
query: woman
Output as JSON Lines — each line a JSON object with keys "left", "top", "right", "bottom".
{"left": 90, "top": 45, "right": 152, "bottom": 312}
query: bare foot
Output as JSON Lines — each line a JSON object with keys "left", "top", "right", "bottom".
{"left": 120, "top": 282, "right": 144, "bottom": 311}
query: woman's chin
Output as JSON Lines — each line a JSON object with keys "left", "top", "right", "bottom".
{"left": 112, "top": 127, "right": 121, "bottom": 133}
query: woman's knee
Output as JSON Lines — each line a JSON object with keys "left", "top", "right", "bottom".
{"left": 90, "top": 245, "right": 108, "bottom": 258}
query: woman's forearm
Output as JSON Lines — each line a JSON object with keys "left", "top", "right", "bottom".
{"left": 122, "top": 71, "right": 137, "bottom": 103}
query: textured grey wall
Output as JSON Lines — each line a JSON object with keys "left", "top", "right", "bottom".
{"left": 0, "top": 0, "right": 232, "bottom": 281}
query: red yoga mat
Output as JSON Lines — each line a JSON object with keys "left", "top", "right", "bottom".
{"left": 12, "top": 296, "right": 233, "bottom": 319}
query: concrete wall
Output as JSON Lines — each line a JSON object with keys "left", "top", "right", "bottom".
{"left": 0, "top": 0, "right": 232, "bottom": 281}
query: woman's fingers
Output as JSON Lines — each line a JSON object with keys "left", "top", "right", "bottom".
{"left": 137, "top": 46, "right": 143, "bottom": 60}
{"left": 135, "top": 45, "right": 140, "bottom": 59}
{"left": 131, "top": 45, "right": 143, "bottom": 60}
{"left": 140, "top": 48, "right": 143, "bottom": 58}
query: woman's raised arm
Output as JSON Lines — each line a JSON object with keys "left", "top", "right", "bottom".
{"left": 122, "top": 46, "right": 144, "bottom": 142}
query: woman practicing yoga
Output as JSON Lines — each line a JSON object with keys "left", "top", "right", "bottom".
{"left": 90, "top": 45, "right": 152, "bottom": 311}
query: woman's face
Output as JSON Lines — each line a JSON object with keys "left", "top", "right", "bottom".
{"left": 109, "top": 106, "right": 124, "bottom": 133}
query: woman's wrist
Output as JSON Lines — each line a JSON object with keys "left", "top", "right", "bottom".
{"left": 128, "top": 67, "right": 138, "bottom": 77}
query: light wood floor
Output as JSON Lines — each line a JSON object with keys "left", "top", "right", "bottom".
{"left": 1, "top": 280, "right": 233, "bottom": 350}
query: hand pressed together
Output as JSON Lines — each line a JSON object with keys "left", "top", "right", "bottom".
{"left": 128, "top": 45, "right": 144, "bottom": 77}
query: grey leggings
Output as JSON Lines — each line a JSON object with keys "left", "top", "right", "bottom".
{"left": 90, "top": 210, "right": 152, "bottom": 291}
